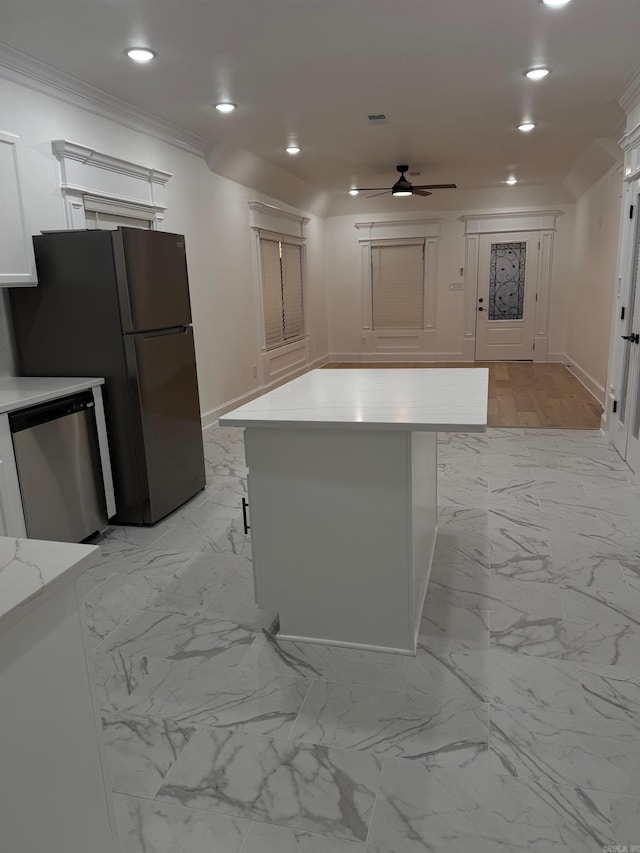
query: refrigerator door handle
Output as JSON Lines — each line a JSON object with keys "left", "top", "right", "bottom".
{"left": 140, "top": 325, "right": 190, "bottom": 340}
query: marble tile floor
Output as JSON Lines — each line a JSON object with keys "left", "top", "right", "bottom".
{"left": 81, "top": 425, "right": 640, "bottom": 852}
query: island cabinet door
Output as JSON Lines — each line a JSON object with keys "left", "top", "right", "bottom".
{"left": 243, "top": 425, "right": 422, "bottom": 653}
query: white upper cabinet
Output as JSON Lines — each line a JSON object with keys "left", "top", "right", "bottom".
{"left": 0, "top": 131, "right": 37, "bottom": 287}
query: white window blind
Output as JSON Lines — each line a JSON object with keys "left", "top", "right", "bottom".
{"left": 260, "top": 238, "right": 285, "bottom": 349}
{"left": 259, "top": 236, "right": 305, "bottom": 349}
{"left": 371, "top": 242, "right": 424, "bottom": 329}
{"left": 281, "top": 242, "right": 304, "bottom": 340}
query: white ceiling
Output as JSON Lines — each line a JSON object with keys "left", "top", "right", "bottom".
{"left": 1, "top": 0, "right": 639, "bottom": 205}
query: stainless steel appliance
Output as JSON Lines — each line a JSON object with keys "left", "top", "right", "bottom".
{"left": 10, "top": 228, "right": 206, "bottom": 524}
{"left": 9, "top": 391, "right": 108, "bottom": 542}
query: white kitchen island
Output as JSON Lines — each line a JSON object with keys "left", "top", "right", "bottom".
{"left": 221, "top": 368, "right": 488, "bottom": 655}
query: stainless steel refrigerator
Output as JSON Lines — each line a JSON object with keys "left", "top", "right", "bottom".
{"left": 10, "top": 228, "right": 206, "bottom": 524}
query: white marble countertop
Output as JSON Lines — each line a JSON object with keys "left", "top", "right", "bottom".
{"left": 0, "top": 537, "right": 99, "bottom": 631}
{"left": 0, "top": 377, "right": 104, "bottom": 414}
{"left": 220, "top": 368, "right": 489, "bottom": 432}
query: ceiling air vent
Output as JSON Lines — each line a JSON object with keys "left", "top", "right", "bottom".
{"left": 368, "top": 114, "right": 387, "bottom": 123}
{"left": 409, "top": 171, "right": 422, "bottom": 177}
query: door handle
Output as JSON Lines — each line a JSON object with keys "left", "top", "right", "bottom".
{"left": 621, "top": 333, "right": 640, "bottom": 343}
{"left": 241, "top": 497, "right": 250, "bottom": 534}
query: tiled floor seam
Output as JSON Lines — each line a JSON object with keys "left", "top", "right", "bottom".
{"left": 364, "top": 753, "right": 387, "bottom": 845}
{"left": 286, "top": 677, "right": 315, "bottom": 740}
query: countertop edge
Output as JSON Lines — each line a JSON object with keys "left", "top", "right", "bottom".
{"left": 219, "top": 417, "right": 488, "bottom": 432}
{"left": 0, "top": 377, "right": 105, "bottom": 415}
{"left": 0, "top": 543, "right": 100, "bottom": 632}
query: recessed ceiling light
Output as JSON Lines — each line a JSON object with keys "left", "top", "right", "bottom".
{"left": 215, "top": 102, "right": 236, "bottom": 113}
{"left": 349, "top": 189, "right": 360, "bottom": 196}
{"left": 542, "top": 0, "right": 571, "bottom": 7}
{"left": 505, "top": 177, "right": 518, "bottom": 185}
{"left": 285, "top": 145, "right": 301, "bottom": 155}
{"left": 125, "top": 47, "right": 156, "bottom": 63}
{"left": 518, "top": 122, "right": 536, "bottom": 132}
{"left": 525, "top": 67, "right": 550, "bottom": 80}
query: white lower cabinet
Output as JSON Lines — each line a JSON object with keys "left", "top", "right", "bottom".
{"left": 244, "top": 426, "right": 437, "bottom": 655}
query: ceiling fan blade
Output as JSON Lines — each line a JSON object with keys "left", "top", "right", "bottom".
{"left": 366, "top": 190, "right": 391, "bottom": 198}
{"left": 412, "top": 189, "right": 433, "bottom": 197}
{"left": 414, "top": 183, "right": 458, "bottom": 190}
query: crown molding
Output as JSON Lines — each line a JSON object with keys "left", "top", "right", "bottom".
{"left": 459, "top": 209, "right": 564, "bottom": 234}
{"left": 249, "top": 201, "right": 310, "bottom": 225}
{"left": 619, "top": 66, "right": 640, "bottom": 114}
{"left": 52, "top": 140, "right": 172, "bottom": 185}
{"left": 354, "top": 218, "right": 441, "bottom": 242}
{"left": 249, "top": 201, "right": 310, "bottom": 238}
{"left": 0, "top": 41, "right": 209, "bottom": 157}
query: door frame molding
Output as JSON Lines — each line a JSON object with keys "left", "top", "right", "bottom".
{"left": 459, "top": 210, "right": 563, "bottom": 361}
{"left": 607, "top": 174, "right": 640, "bottom": 454}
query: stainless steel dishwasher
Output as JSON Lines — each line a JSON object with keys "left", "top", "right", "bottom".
{"left": 9, "top": 390, "right": 108, "bottom": 542}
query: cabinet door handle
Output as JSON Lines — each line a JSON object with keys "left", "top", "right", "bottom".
{"left": 241, "top": 497, "right": 250, "bottom": 534}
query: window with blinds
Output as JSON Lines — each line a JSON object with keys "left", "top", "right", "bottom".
{"left": 371, "top": 242, "right": 425, "bottom": 329}
{"left": 260, "top": 236, "right": 305, "bottom": 349}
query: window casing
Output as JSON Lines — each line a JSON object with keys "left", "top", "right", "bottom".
{"left": 259, "top": 234, "right": 305, "bottom": 350}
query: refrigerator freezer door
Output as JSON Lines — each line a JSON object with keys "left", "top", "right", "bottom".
{"left": 115, "top": 229, "right": 193, "bottom": 333}
{"left": 125, "top": 325, "right": 206, "bottom": 523}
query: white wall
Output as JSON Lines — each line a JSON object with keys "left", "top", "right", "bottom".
{"left": 565, "top": 165, "right": 623, "bottom": 399}
{"left": 324, "top": 205, "right": 576, "bottom": 364}
{"left": 0, "top": 76, "right": 329, "bottom": 419}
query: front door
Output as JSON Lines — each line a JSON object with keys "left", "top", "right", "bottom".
{"left": 475, "top": 232, "right": 540, "bottom": 361}
{"left": 612, "top": 186, "right": 640, "bottom": 473}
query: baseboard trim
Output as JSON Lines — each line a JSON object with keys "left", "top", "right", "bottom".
{"left": 565, "top": 357, "right": 606, "bottom": 405}
{"left": 329, "top": 352, "right": 451, "bottom": 364}
{"left": 545, "top": 351, "right": 605, "bottom": 405}
{"left": 202, "top": 353, "right": 330, "bottom": 431}
{"left": 276, "top": 632, "right": 415, "bottom": 656}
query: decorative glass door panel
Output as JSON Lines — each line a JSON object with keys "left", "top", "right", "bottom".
{"left": 489, "top": 242, "right": 526, "bottom": 320}
{"left": 476, "top": 232, "right": 539, "bottom": 361}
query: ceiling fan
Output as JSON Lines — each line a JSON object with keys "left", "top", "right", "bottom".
{"left": 353, "top": 165, "right": 457, "bottom": 198}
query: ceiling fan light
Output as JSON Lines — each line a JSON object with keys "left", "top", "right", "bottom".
{"left": 392, "top": 189, "right": 412, "bottom": 197}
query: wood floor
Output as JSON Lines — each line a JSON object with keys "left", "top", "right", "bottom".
{"left": 324, "top": 362, "right": 603, "bottom": 429}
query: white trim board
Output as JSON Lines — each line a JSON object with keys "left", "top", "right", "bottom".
{"left": 52, "top": 139, "right": 172, "bottom": 229}
{"left": 459, "top": 209, "right": 564, "bottom": 234}
{"left": 328, "top": 352, "right": 470, "bottom": 363}
{"left": 355, "top": 219, "right": 441, "bottom": 241}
